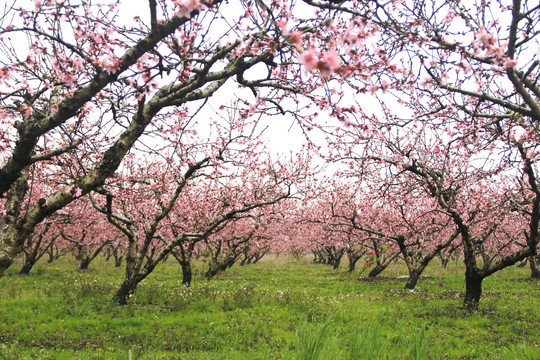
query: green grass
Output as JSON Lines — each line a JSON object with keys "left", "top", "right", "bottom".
{"left": 0, "top": 255, "right": 538, "bottom": 359}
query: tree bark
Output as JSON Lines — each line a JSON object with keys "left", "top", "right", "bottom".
{"left": 180, "top": 260, "right": 192, "bottom": 287}
{"left": 252, "top": 253, "right": 265, "bottom": 264}
{"left": 347, "top": 254, "right": 360, "bottom": 273}
{"left": 368, "top": 263, "right": 386, "bottom": 277}
{"left": 19, "top": 259, "right": 35, "bottom": 275}
{"left": 46, "top": 248, "right": 56, "bottom": 263}
{"left": 115, "top": 277, "right": 140, "bottom": 306}
{"left": 114, "top": 254, "right": 123, "bottom": 267}
{"left": 404, "top": 269, "right": 421, "bottom": 290}
{"left": 463, "top": 271, "right": 483, "bottom": 310}
{"left": 529, "top": 255, "right": 540, "bottom": 279}
{"left": 79, "top": 258, "right": 91, "bottom": 270}
{"left": 440, "top": 257, "right": 450, "bottom": 268}
{"left": 332, "top": 253, "right": 343, "bottom": 270}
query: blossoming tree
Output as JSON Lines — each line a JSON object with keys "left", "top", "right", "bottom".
{"left": 0, "top": 0, "right": 381, "bottom": 275}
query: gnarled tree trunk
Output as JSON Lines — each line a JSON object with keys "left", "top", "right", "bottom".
{"left": 529, "top": 255, "right": 540, "bottom": 279}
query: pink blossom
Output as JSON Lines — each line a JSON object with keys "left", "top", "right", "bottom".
{"left": 504, "top": 57, "right": 518, "bottom": 68}
{"left": 290, "top": 31, "right": 303, "bottom": 45}
{"left": 444, "top": 10, "right": 456, "bottom": 25}
{"left": 475, "top": 26, "right": 496, "bottom": 49}
{"left": 323, "top": 51, "right": 341, "bottom": 71}
{"left": 368, "top": 85, "right": 379, "bottom": 94}
{"left": 175, "top": 0, "right": 207, "bottom": 18}
{"left": 277, "top": 19, "right": 289, "bottom": 35}
{"left": 0, "top": 67, "right": 10, "bottom": 81}
{"left": 97, "top": 56, "right": 121, "bottom": 75}
{"left": 298, "top": 50, "right": 318, "bottom": 72}
{"left": 460, "top": 60, "right": 472, "bottom": 74}
{"left": 50, "top": 104, "right": 59, "bottom": 114}
{"left": 71, "top": 187, "right": 82, "bottom": 197}
{"left": 22, "top": 105, "right": 33, "bottom": 118}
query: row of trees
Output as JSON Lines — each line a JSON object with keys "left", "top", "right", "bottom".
{"left": 0, "top": 0, "right": 539, "bottom": 310}
{"left": 9, "top": 149, "right": 539, "bottom": 308}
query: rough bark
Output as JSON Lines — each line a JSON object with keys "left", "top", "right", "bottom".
{"left": 0, "top": 170, "right": 30, "bottom": 274}
{"left": 347, "top": 252, "right": 361, "bottom": 273}
{"left": 115, "top": 275, "right": 144, "bottom": 306}
{"left": 180, "top": 260, "right": 192, "bottom": 287}
{"left": 368, "top": 263, "right": 387, "bottom": 278}
{"left": 332, "top": 252, "right": 343, "bottom": 270}
{"left": 464, "top": 270, "right": 483, "bottom": 310}
{"left": 114, "top": 253, "right": 124, "bottom": 268}
{"left": 18, "top": 228, "right": 57, "bottom": 275}
{"left": 529, "top": 255, "right": 540, "bottom": 279}
{"left": 404, "top": 269, "right": 422, "bottom": 290}
{"left": 252, "top": 252, "right": 266, "bottom": 264}
{"left": 18, "top": 261, "right": 34, "bottom": 276}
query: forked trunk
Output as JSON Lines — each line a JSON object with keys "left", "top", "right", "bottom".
{"left": 79, "top": 258, "right": 91, "bottom": 270}
{"left": 204, "top": 267, "right": 220, "bottom": 280}
{"left": 104, "top": 250, "right": 113, "bottom": 262}
{"left": 252, "top": 253, "right": 265, "bottom": 264}
{"left": 115, "top": 255, "right": 123, "bottom": 267}
{"left": 440, "top": 257, "right": 450, "bottom": 268}
{"left": 113, "top": 250, "right": 123, "bottom": 267}
{"left": 347, "top": 256, "right": 359, "bottom": 273}
{"left": 332, "top": 255, "right": 342, "bottom": 270}
{"left": 47, "top": 248, "right": 56, "bottom": 263}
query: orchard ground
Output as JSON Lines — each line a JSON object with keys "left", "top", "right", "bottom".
{"left": 0, "top": 255, "right": 538, "bottom": 360}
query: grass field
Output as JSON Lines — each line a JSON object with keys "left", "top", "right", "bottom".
{"left": 0, "top": 255, "right": 538, "bottom": 359}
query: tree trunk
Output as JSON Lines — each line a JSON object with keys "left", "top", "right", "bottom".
{"left": 112, "top": 247, "right": 123, "bottom": 267}
{"left": 205, "top": 256, "right": 237, "bottom": 280}
{"left": 104, "top": 249, "right": 113, "bottom": 262}
{"left": 19, "top": 257, "right": 36, "bottom": 275}
{"left": 0, "top": 171, "right": 30, "bottom": 277}
{"left": 404, "top": 269, "right": 421, "bottom": 290}
{"left": 79, "top": 258, "right": 91, "bottom": 270}
{"left": 0, "top": 238, "right": 23, "bottom": 276}
{"left": 47, "top": 247, "right": 56, "bottom": 263}
{"left": 204, "top": 266, "right": 220, "bottom": 280}
{"left": 115, "top": 255, "right": 123, "bottom": 267}
{"left": 252, "top": 252, "right": 265, "bottom": 264}
{"left": 440, "top": 256, "right": 450, "bottom": 268}
{"left": 463, "top": 271, "right": 483, "bottom": 310}
{"left": 348, "top": 257, "right": 359, "bottom": 272}
{"left": 368, "top": 263, "right": 386, "bottom": 277}
{"left": 332, "top": 254, "right": 343, "bottom": 270}
{"left": 180, "top": 260, "right": 192, "bottom": 286}
{"left": 529, "top": 255, "right": 540, "bottom": 279}
{"left": 115, "top": 277, "right": 140, "bottom": 306}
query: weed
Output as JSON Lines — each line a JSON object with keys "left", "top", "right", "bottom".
{"left": 348, "top": 321, "right": 391, "bottom": 360}
{"left": 0, "top": 255, "right": 538, "bottom": 359}
{"left": 294, "top": 308, "right": 338, "bottom": 360}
